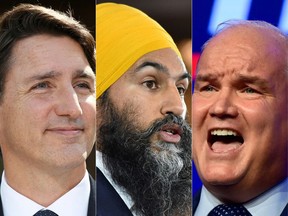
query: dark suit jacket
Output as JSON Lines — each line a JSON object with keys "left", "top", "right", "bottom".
{"left": 88, "top": 174, "right": 96, "bottom": 216}
{"left": 96, "top": 167, "right": 133, "bottom": 216}
{"left": 193, "top": 188, "right": 288, "bottom": 216}
{"left": 0, "top": 174, "right": 96, "bottom": 216}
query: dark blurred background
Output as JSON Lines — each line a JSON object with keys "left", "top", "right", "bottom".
{"left": 0, "top": 0, "right": 95, "bottom": 177}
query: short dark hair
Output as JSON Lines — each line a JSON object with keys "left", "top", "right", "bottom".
{"left": 0, "top": 3, "right": 95, "bottom": 102}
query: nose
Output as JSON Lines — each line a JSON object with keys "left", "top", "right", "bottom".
{"left": 54, "top": 87, "right": 83, "bottom": 119}
{"left": 209, "top": 89, "right": 239, "bottom": 119}
{"left": 160, "top": 85, "right": 186, "bottom": 117}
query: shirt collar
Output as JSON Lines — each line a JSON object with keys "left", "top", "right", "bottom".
{"left": 195, "top": 178, "right": 288, "bottom": 216}
{"left": 1, "top": 170, "right": 90, "bottom": 216}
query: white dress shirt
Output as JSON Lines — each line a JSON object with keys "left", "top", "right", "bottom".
{"left": 1, "top": 170, "right": 91, "bottom": 216}
{"left": 96, "top": 150, "right": 136, "bottom": 215}
{"left": 195, "top": 178, "right": 288, "bottom": 216}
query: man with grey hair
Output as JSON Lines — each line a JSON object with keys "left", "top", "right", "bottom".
{"left": 192, "top": 20, "right": 288, "bottom": 216}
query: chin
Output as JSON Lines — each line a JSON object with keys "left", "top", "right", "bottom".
{"left": 201, "top": 166, "right": 244, "bottom": 186}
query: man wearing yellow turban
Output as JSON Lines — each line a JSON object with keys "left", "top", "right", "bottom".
{"left": 96, "top": 3, "right": 192, "bottom": 216}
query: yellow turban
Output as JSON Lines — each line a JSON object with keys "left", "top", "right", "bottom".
{"left": 96, "top": 3, "right": 181, "bottom": 98}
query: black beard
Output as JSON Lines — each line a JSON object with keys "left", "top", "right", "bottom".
{"left": 97, "top": 97, "right": 192, "bottom": 216}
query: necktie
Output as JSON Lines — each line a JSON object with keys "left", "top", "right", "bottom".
{"left": 208, "top": 204, "right": 252, "bottom": 216}
{"left": 33, "top": 209, "right": 58, "bottom": 216}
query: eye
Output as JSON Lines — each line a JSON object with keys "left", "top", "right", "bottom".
{"left": 32, "top": 81, "right": 50, "bottom": 89}
{"left": 243, "top": 87, "right": 258, "bottom": 94}
{"left": 143, "top": 80, "right": 158, "bottom": 90}
{"left": 237, "top": 86, "right": 264, "bottom": 99}
{"left": 75, "top": 82, "right": 91, "bottom": 89}
{"left": 195, "top": 84, "right": 218, "bottom": 98}
{"left": 177, "top": 86, "right": 186, "bottom": 96}
{"left": 201, "top": 85, "right": 216, "bottom": 92}
{"left": 74, "top": 81, "right": 95, "bottom": 94}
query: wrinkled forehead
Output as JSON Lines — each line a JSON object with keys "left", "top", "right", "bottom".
{"left": 208, "top": 26, "right": 284, "bottom": 55}
{"left": 198, "top": 26, "right": 287, "bottom": 79}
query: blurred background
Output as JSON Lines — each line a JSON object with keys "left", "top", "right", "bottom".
{"left": 193, "top": 0, "right": 288, "bottom": 195}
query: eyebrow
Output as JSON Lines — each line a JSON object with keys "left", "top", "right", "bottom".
{"left": 25, "top": 71, "right": 61, "bottom": 83}
{"left": 135, "top": 61, "right": 190, "bottom": 82}
{"left": 236, "top": 74, "right": 268, "bottom": 85}
{"left": 236, "top": 74, "right": 270, "bottom": 90}
{"left": 25, "top": 69, "right": 95, "bottom": 83}
{"left": 196, "top": 73, "right": 270, "bottom": 90}
{"left": 195, "top": 73, "right": 218, "bottom": 83}
{"left": 135, "top": 61, "right": 168, "bottom": 74}
{"left": 73, "top": 69, "right": 95, "bottom": 81}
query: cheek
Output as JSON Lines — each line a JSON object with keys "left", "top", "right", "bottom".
{"left": 238, "top": 100, "right": 285, "bottom": 165}
{"left": 8, "top": 98, "right": 49, "bottom": 126}
{"left": 81, "top": 96, "right": 96, "bottom": 120}
{"left": 192, "top": 96, "right": 210, "bottom": 131}
{"left": 239, "top": 99, "right": 277, "bottom": 132}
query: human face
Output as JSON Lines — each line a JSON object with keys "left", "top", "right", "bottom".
{"left": 102, "top": 48, "right": 190, "bottom": 142}
{"left": 97, "top": 48, "right": 192, "bottom": 215}
{"left": 192, "top": 26, "right": 288, "bottom": 202}
{"left": 0, "top": 35, "right": 96, "bottom": 173}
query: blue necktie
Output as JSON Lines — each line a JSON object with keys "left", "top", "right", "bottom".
{"left": 208, "top": 204, "right": 252, "bottom": 216}
{"left": 33, "top": 209, "right": 58, "bottom": 216}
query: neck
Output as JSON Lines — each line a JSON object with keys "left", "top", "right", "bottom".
{"left": 3, "top": 157, "right": 86, "bottom": 207}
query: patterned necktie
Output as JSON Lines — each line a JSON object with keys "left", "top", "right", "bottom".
{"left": 33, "top": 209, "right": 59, "bottom": 216}
{"left": 208, "top": 204, "right": 252, "bottom": 216}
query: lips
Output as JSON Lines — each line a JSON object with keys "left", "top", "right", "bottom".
{"left": 158, "top": 124, "right": 183, "bottom": 144}
{"left": 208, "top": 128, "right": 244, "bottom": 153}
{"left": 46, "top": 126, "right": 84, "bottom": 136}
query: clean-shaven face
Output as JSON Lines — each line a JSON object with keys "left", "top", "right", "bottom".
{"left": 192, "top": 26, "right": 288, "bottom": 202}
{"left": 0, "top": 35, "right": 96, "bottom": 172}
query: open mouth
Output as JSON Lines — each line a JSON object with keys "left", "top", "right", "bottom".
{"left": 208, "top": 129, "right": 244, "bottom": 152}
{"left": 158, "top": 124, "right": 183, "bottom": 144}
{"left": 161, "top": 124, "right": 183, "bottom": 136}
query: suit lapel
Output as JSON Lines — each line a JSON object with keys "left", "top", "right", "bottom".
{"left": 193, "top": 188, "right": 201, "bottom": 213}
{"left": 0, "top": 195, "right": 3, "bottom": 216}
{"left": 87, "top": 174, "right": 96, "bottom": 216}
{"left": 280, "top": 203, "right": 288, "bottom": 216}
{"left": 96, "top": 168, "right": 133, "bottom": 216}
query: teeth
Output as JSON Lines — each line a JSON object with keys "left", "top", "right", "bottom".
{"left": 165, "top": 130, "right": 175, "bottom": 134}
{"left": 211, "top": 129, "right": 238, "bottom": 136}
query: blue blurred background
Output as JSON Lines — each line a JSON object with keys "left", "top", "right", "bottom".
{"left": 192, "top": 0, "right": 288, "bottom": 195}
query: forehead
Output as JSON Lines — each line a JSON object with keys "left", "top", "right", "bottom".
{"left": 198, "top": 26, "right": 287, "bottom": 81}
{"left": 8, "top": 34, "right": 91, "bottom": 78}
{"left": 11, "top": 34, "right": 84, "bottom": 62}
{"left": 124, "top": 48, "right": 186, "bottom": 78}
